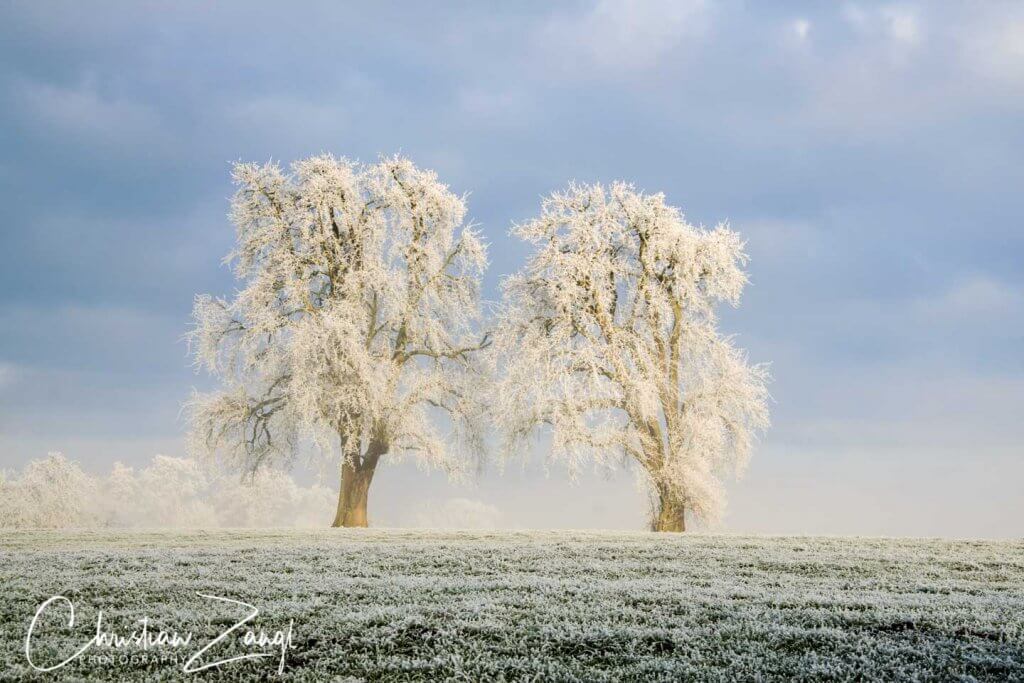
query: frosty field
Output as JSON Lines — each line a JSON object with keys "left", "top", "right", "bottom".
{"left": 1, "top": 530, "right": 1022, "bottom": 681}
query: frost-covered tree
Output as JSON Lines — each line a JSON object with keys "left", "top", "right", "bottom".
{"left": 187, "top": 155, "right": 489, "bottom": 527}
{"left": 492, "top": 183, "right": 769, "bottom": 531}
{"left": 0, "top": 453, "right": 101, "bottom": 529}
{"left": 0, "top": 453, "right": 338, "bottom": 529}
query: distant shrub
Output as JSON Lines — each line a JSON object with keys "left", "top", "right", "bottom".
{"left": 0, "top": 453, "right": 101, "bottom": 528}
{"left": 0, "top": 453, "right": 335, "bottom": 529}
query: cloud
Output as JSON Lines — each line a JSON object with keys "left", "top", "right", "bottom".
{"left": 1, "top": 2, "right": 1022, "bottom": 537}
{"left": 0, "top": 303, "right": 184, "bottom": 372}
{"left": 791, "top": 19, "right": 811, "bottom": 42}
{"left": 917, "top": 276, "right": 1023, "bottom": 320}
{"left": 13, "top": 76, "right": 171, "bottom": 153}
{"left": 455, "top": 87, "right": 534, "bottom": 126}
{"left": 842, "top": 3, "right": 922, "bottom": 44}
{"left": 536, "top": 0, "right": 710, "bottom": 73}
{"left": 220, "top": 95, "right": 351, "bottom": 154}
{"left": 882, "top": 7, "right": 922, "bottom": 44}
{"left": 0, "top": 362, "right": 16, "bottom": 392}
{"left": 957, "top": 14, "right": 1024, "bottom": 84}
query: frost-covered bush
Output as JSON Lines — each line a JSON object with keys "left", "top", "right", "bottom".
{"left": 103, "top": 456, "right": 218, "bottom": 528}
{"left": 0, "top": 453, "right": 102, "bottom": 528}
{"left": 0, "top": 454, "right": 335, "bottom": 529}
{"left": 210, "top": 468, "right": 335, "bottom": 527}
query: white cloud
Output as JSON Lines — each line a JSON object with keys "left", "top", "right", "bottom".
{"left": 740, "top": 219, "right": 823, "bottom": 264}
{"left": 957, "top": 16, "right": 1024, "bottom": 83}
{"left": 456, "top": 87, "right": 534, "bottom": 126}
{"left": 16, "top": 76, "right": 169, "bottom": 150}
{"left": 791, "top": 19, "right": 811, "bottom": 41}
{"left": 537, "top": 0, "right": 710, "bottom": 73}
{"left": 0, "top": 362, "right": 16, "bottom": 392}
{"left": 881, "top": 6, "right": 921, "bottom": 44}
{"left": 842, "top": 4, "right": 922, "bottom": 45}
{"left": 917, "top": 276, "right": 1022, "bottom": 320}
{"left": 762, "top": 274, "right": 1023, "bottom": 356}
{"left": 221, "top": 95, "right": 349, "bottom": 152}
{"left": 1, "top": 303, "right": 180, "bottom": 351}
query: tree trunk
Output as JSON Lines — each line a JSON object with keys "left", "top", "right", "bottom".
{"left": 332, "top": 441, "right": 385, "bottom": 528}
{"left": 652, "top": 485, "right": 685, "bottom": 532}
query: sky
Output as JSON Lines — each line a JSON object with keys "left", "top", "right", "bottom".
{"left": 1, "top": 1, "right": 1021, "bottom": 537}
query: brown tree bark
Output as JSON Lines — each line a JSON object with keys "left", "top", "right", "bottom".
{"left": 651, "top": 485, "right": 686, "bottom": 532}
{"left": 332, "top": 441, "right": 385, "bottom": 527}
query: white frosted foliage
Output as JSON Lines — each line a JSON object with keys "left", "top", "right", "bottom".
{"left": 492, "top": 182, "right": 770, "bottom": 523}
{"left": 186, "top": 155, "right": 489, "bottom": 489}
{"left": 0, "top": 454, "right": 336, "bottom": 528}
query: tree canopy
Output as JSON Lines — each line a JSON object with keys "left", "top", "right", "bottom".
{"left": 187, "top": 155, "right": 489, "bottom": 525}
{"left": 491, "top": 182, "right": 769, "bottom": 530}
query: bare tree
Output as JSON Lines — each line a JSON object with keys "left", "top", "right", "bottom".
{"left": 187, "top": 155, "right": 488, "bottom": 527}
{"left": 492, "top": 182, "right": 769, "bottom": 531}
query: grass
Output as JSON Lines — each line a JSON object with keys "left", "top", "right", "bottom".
{"left": 1, "top": 529, "right": 1022, "bottom": 681}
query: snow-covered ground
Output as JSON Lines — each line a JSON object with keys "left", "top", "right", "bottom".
{"left": 1, "top": 530, "right": 1021, "bottom": 680}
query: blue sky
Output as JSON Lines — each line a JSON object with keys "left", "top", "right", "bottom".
{"left": 1, "top": 1, "right": 1021, "bottom": 536}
